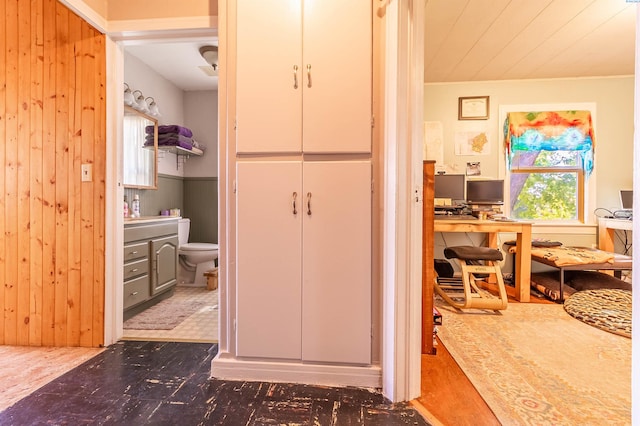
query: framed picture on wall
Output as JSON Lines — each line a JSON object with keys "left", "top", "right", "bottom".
{"left": 458, "top": 96, "right": 490, "bottom": 120}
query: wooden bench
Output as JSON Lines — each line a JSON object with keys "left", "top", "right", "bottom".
{"left": 525, "top": 246, "right": 632, "bottom": 301}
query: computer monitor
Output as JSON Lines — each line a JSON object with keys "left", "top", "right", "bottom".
{"left": 620, "top": 190, "right": 633, "bottom": 210}
{"left": 466, "top": 179, "right": 504, "bottom": 205}
{"left": 434, "top": 174, "right": 465, "bottom": 205}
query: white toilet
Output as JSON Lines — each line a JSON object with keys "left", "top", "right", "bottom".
{"left": 178, "top": 218, "right": 219, "bottom": 287}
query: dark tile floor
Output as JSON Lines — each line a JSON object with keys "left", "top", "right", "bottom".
{"left": 0, "top": 341, "right": 431, "bottom": 425}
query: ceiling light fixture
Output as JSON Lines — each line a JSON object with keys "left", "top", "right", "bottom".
{"left": 146, "top": 97, "right": 160, "bottom": 117}
{"left": 132, "top": 90, "right": 149, "bottom": 113}
{"left": 199, "top": 45, "right": 219, "bottom": 71}
{"left": 124, "top": 83, "right": 135, "bottom": 106}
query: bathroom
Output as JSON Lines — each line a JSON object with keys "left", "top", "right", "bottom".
{"left": 122, "top": 40, "right": 219, "bottom": 341}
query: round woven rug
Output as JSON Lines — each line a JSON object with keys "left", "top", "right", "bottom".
{"left": 564, "top": 289, "right": 631, "bottom": 338}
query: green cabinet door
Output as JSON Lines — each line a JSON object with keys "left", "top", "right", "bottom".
{"left": 151, "top": 235, "right": 178, "bottom": 295}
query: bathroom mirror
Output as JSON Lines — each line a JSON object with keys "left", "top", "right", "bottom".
{"left": 123, "top": 105, "right": 158, "bottom": 189}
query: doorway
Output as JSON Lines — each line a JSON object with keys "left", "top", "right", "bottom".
{"left": 119, "top": 37, "right": 219, "bottom": 344}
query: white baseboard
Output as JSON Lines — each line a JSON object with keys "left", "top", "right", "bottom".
{"left": 211, "top": 353, "right": 382, "bottom": 389}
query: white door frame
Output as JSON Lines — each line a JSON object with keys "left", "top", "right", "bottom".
{"left": 381, "top": 0, "right": 424, "bottom": 402}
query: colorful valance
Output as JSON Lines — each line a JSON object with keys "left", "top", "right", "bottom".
{"left": 504, "top": 111, "right": 595, "bottom": 174}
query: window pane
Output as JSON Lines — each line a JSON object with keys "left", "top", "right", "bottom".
{"left": 511, "top": 150, "right": 580, "bottom": 169}
{"left": 510, "top": 172, "right": 578, "bottom": 220}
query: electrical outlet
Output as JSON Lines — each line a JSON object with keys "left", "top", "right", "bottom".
{"left": 81, "top": 164, "right": 92, "bottom": 182}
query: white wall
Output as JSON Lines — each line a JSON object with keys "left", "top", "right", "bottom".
{"left": 424, "top": 76, "right": 634, "bottom": 212}
{"left": 184, "top": 90, "right": 219, "bottom": 178}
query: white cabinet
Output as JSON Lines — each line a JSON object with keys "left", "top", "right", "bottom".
{"left": 236, "top": 161, "right": 371, "bottom": 364}
{"left": 300, "top": 161, "right": 372, "bottom": 364}
{"left": 236, "top": 161, "right": 303, "bottom": 360}
{"left": 236, "top": 0, "right": 372, "bottom": 154}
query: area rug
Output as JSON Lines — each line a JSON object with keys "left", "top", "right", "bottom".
{"left": 564, "top": 289, "right": 632, "bottom": 338}
{"left": 436, "top": 301, "right": 631, "bottom": 425}
{"left": 123, "top": 287, "right": 209, "bottom": 330}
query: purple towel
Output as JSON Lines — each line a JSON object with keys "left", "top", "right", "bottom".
{"left": 146, "top": 133, "right": 193, "bottom": 146}
{"left": 145, "top": 124, "right": 193, "bottom": 138}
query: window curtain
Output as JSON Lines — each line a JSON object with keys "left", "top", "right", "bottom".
{"left": 123, "top": 114, "right": 154, "bottom": 187}
{"left": 504, "top": 111, "right": 595, "bottom": 175}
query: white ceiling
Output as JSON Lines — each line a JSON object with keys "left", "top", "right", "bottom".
{"left": 125, "top": 1, "right": 636, "bottom": 91}
{"left": 126, "top": 40, "right": 219, "bottom": 91}
{"left": 425, "top": 0, "right": 636, "bottom": 83}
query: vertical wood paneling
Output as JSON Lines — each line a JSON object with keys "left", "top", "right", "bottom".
{"left": 4, "top": 0, "right": 19, "bottom": 345}
{"left": 78, "top": 21, "right": 93, "bottom": 347}
{"left": 53, "top": 4, "right": 69, "bottom": 346}
{"left": 41, "top": 0, "right": 57, "bottom": 347}
{"left": 29, "top": 0, "right": 45, "bottom": 346}
{"left": 1, "top": 0, "right": 105, "bottom": 348}
{"left": 92, "top": 30, "right": 105, "bottom": 347}
{"left": 67, "top": 9, "right": 81, "bottom": 346}
{"left": 17, "top": 0, "right": 32, "bottom": 346}
{"left": 0, "top": 0, "right": 7, "bottom": 345}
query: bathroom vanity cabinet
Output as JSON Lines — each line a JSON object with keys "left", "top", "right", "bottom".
{"left": 123, "top": 218, "right": 179, "bottom": 320}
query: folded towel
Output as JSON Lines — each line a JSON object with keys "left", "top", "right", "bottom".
{"left": 146, "top": 133, "right": 193, "bottom": 146}
{"left": 144, "top": 137, "right": 194, "bottom": 151}
{"left": 145, "top": 124, "right": 193, "bottom": 138}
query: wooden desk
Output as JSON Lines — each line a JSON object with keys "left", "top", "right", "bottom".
{"left": 598, "top": 217, "right": 633, "bottom": 252}
{"left": 434, "top": 219, "right": 533, "bottom": 302}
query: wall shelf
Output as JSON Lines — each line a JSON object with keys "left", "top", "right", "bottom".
{"left": 156, "top": 145, "right": 203, "bottom": 168}
{"left": 157, "top": 145, "right": 203, "bottom": 157}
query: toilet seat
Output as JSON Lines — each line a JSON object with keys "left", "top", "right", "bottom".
{"left": 179, "top": 242, "right": 218, "bottom": 252}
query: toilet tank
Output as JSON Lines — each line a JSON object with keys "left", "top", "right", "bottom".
{"left": 178, "top": 218, "right": 190, "bottom": 246}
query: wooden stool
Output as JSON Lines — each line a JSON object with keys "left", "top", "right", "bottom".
{"left": 435, "top": 246, "right": 508, "bottom": 310}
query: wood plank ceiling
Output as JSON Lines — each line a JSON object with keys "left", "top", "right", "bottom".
{"left": 424, "top": 0, "right": 636, "bottom": 83}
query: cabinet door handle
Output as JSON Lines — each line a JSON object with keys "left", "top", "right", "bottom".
{"left": 130, "top": 268, "right": 138, "bottom": 273}
{"left": 306, "top": 64, "right": 312, "bottom": 88}
{"left": 131, "top": 291, "right": 139, "bottom": 296}
{"left": 292, "top": 192, "right": 298, "bottom": 215}
{"left": 293, "top": 65, "right": 298, "bottom": 89}
{"left": 129, "top": 251, "right": 138, "bottom": 255}
{"left": 307, "top": 192, "right": 312, "bottom": 215}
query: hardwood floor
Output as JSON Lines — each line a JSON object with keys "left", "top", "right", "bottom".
{"left": 414, "top": 282, "right": 554, "bottom": 425}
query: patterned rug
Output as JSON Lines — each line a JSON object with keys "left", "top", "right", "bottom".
{"left": 564, "top": 289, "right": 632, "bottom": 338}
{"left": 123, "top": 287, "right": 209, "bottom": 330}
{"left": 436, "top": 301, "right": 631, "bottom": 425}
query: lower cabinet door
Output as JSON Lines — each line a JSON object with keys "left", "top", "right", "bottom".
{"left": 151, "top": 235, "right": 178, "bottom": 295}
{"left": 236, "top": 161, "right": 303, "bottom": 360}
{"left": 302, "top": 161, "right": 372, "bottom": 364}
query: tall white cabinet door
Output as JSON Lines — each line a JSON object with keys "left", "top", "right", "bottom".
{"left": 301, "top": 161, "right": 372, "bottom": 364}
{"left": 236, "top": 1, "right": 302, "bottom": 154}
{"left": 236, "top": 161, "right": 303, "bottom": 359}
{"left": 302, "top": 1, "right": 372, "bottom": 154}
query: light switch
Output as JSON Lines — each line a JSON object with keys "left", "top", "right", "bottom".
{"left": 81, "top": 164, "right": 92, "bottom": 182}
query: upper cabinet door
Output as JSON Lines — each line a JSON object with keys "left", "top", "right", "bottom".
{"left": 236, "top": 0, "right": 303, "bottom": 154}
{"left": 302, "top": 1, "right": 372, "bottom": 154}
{"left": 236, "top": 0, "right": 372, "bottom": 155}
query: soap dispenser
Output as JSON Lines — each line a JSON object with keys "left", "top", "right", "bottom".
{"left": 131, "top": 194, "right": 140, "bottom": 218}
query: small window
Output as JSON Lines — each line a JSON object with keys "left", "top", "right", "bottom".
{"left": 505, "top": 111, "right": 594, "bottom": 222}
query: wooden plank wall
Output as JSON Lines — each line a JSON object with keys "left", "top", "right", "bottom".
{"left": 0, "top": 0, "right": 106, "bottom": 347}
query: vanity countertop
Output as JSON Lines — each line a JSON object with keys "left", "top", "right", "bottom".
{"left": 124, "top": 216, "right": 181, "bottom": 226}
